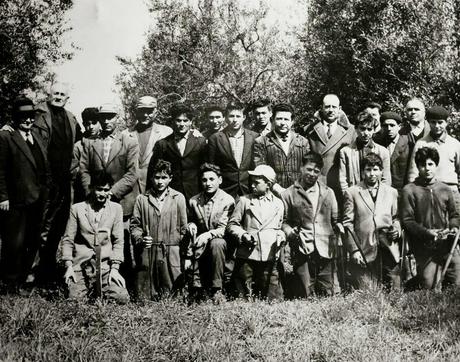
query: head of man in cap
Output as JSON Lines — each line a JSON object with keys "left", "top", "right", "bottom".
{"left": 248, "top": 165, "right": 276, "bottom": 197}
{"left": 48, "top": 82, "right": 70, "bottom": 108}
{"left": 135, "top": 96, "right": 158, "bottom": 129}
{"left": 272, "top": 103, "right": 295, "bottom": 139}
{"left": 12, "top": 96, "right": 41, "bottom": 132}
{"left": 98, "top": 103, "right": 118, "bottom": 137}
{"left": 81, "top": 107, "right": 101, "bottom": 139}
{"left": 380, "top": 111, "right": 402, "bottom": 142}
{"left": 426, "top": 106, "right": 450, "bottom": 140}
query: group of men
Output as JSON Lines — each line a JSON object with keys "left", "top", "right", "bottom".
{"left": 1, "top": 87, "right": 459, "bottom": 304}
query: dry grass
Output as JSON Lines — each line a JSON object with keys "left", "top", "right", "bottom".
{"left": 1, "top": 289, "right": 460, "bottom": 361}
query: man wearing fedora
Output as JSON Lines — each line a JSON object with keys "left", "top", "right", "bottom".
{"left": 0, "top": 97, "right": 50, "bottom": 293}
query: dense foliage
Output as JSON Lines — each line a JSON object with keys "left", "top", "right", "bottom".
{"left": 0, "top": 0, "right": 73, "bottom": 124}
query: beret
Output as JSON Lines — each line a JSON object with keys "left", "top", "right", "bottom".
{"left": 380, "top": 111, "right": 402, "bottom": 124}
{"left": 426, "top": 106, "right": 449, "bottom": 120}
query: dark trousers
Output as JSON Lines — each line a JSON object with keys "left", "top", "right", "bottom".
{"left": 291, "top": 251, "right": 340, "bottom": 298}
{"left": 417, "top": 249, "right": 460, "bottom": 290}
{"left": 233, "top": 258, "right": 283, "bottom": 301}
{"left": 39, "top": 182, "right": 71, "bottom": 284}
{"left": 0, "top": 201, "right": 44, "bottom": 286}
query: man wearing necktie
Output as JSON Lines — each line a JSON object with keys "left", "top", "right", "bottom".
{"left": 253, "top": 103, "right": 310, "bottom": 194}
{"left": 0, "top": 97, "right": 50, "bottom": 294}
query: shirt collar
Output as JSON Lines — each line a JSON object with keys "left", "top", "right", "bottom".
{"left": 322, "top": 120, "right": 337, "bottom": 128}
{"left": 175, "top": 130, "right": 190, "bottom": 141}
{"left": 226, "top": 128, "right": 244, "bottom": 138}
{"left": 257, "top": 191, "right": 274, "bottom": 201}
{"left": 429, "top": 132, "right": 447, "bottom": 143}
{"left": 364, "top": 181, "right": 380, "bottom": 191}
{"left": 274, "top": 131, "right": 291, "bottom": 142}
{"left": 18, "top": 129, "right": 31, "bottom": 138}
{"left": 201, "top": 189, "right": 220, "bottom": 204}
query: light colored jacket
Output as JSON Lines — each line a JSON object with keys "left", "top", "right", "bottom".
{"left": 227, "top": 192, "right": 285, "bottom": 261}
{"left": 60, "top": 201, "right": 124, "bottom": 271}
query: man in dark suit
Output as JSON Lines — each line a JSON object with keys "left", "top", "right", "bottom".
{"left": 399, "top": 98, "right": 430, "bottom": 154}
{"left": 208, "top": 101, "right": 258, "bottom": 198}
{"left": 148, "top": 104, "right": 207, "bottom": 201}
{"left": 374, "top": 111, "right": 410, "bottom": 191}
{"left": 254, "top": 103, "right": 310, "bottom": 194}
{"left": 0, "top": 97, "right": 50, "bottom": 293}
{"left": 201, "top": 104, "right": 226, "bottom": 139}
{"left": 304, "top": 94, "right": 356, "bottom": 202}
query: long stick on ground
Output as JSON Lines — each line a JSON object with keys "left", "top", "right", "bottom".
{"left": 436, "top": 228, "right": 460, "bottom": 290}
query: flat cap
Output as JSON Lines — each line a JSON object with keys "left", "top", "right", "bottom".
{"left": 98, "top": 103, "right": 118, "bottom": 115}
{"left": 137, "top": 96, "right": 157, "bottom": 109}
{"left": 248, "top": 165, "right": 276, "bottom": 183}
{"left": 380, "top": 111, "right": 402, "bottom": 124}
{"left": 273, "top": 102, "right": 295, "bottom": 115}
{"left": 426, "top": 106, "right": 449, "bottom": 120}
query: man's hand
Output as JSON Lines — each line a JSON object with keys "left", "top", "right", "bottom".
{"left": 241, "top": 233, "right": 254, "bottom": 245}
{"left": 108, "top": 268, "right": 126, "bottom": 288}
{"left": 0, "top": 124, "right": 14, "bottom": 132}
{"left": 334, "top": 223, "right": 345, "bottom": 235}
{"left": 272, "top": 183, "right": 286, "bottom": 197}
{"left": 387, "top": 227, "right": 399, "bottom": 242}
{"left": 0, "top": 200, "right": 9, "bottom": 212}
{"left": 450, "top": 227, "right": 459, "bottom": 236}
{"left": 351, "top": 251, "right": 366, "bottom": 267}
{"left": 187, "top": 223, "right": 198, "bottom": 237}
{"left": 142, "top": 235, "right": 153, "bottom": 249}
{"left": 64, "top": 265, "right": 77, "bottom": 284}
{"left": 194, "top": 232, "right": 211, "bottom": 248}
{"left": 427, "top": 229, "right": 440, "bottom": 240}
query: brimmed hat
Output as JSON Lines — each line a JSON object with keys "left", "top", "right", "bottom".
{"left": 248, "top": 165, "right": 276, "bottom": 183}
{"left": 137, "top": 96, "right": 157, "bottom": 109}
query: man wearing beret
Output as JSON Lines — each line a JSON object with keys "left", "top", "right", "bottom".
{"left": 254, "top": 103, "right": 310, "bottom": 194}
{"left": 374, "top": 111, "right": 411, "bottom": 191}
{"left": 407, "top": 106, "right": 460, "bottom": 210}
{"left": 0, "top": 97, "right": 50, "bottom": 293}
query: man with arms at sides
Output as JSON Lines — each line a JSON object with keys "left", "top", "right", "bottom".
{"left": 0, "top": 97, "right": 50, "bottom": 294}
{"left": 374, "top": 111, "right": 410, "bottom": 191}
{"left": 304, "top": 94, "right": 355, "bottom": 203}
{"left": 400, "top": 97, "right": 430, "bottom": 154}
{"left": 185, "top": 163, "right": 235, "bottom": 302}
{"left": 253, "top": 103, "right": 310, "bottom": 194}
{"left": 339, "top": 112, "right": 391, "bottom": 195}
{"left": 61, "top": 172, "right": 129, "bottom": 303}
{"left": 407, "top": 106, "right": 460, "bottom": 210}
{"left": 201, "top": 104, "right": 226, "bottom": 139}
{"left": 343, "top": 153, "right": 401, "bottom": 290}
{"left": 250, "top": 99, "right": 273, "bottom": 136}
{"left": 208, "top": 101, "right": 258, "bottom": 198}
{"left": 147, "top": 104, "right": 207, "bottom": 202}
{"left": 281, "top": 152, "right": 342, "bottom": 298}
{"left": 130, "top": 160, "right": 188, "bottom": 300}
{"left": 402, "top": 147, "right": 460, "bottom": 290}
{"left": 227, "top": 165, "right": 285, "bottom": 301}
{"left": 72, "top": 107, "right": 101, "bottom": 203}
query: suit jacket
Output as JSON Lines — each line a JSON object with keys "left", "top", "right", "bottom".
{"left": 374, "top": 133, "right": 410, "bottom": 190}
{"left": 79, "top": 132, "right": 139, "bottom": 216}
{"left": 281, "top": 181, "right": 338, "bottom": 259}
{"left": 253, "top": 131, "right": 310, "bottom": 188}
{"left": 33, "top": 101, "right": 83, "bottom": 148}
{"left": 123, "top": 124, "right": 173, "bottom": 196}
{"left": 60, "top": 201, "right": 124, "bottom": 271}
{"left": 304, "top": 115, "right": 356, "bottom": 196}
{"left": 399, "top": 120, "right": 431, "bottom": 155}
{"left": 148, "top": 132, "right": 207, "bottom": 201}
{"left": 208, "top": 128, "right": 258, "bottom": 197}
{"left": 227, "top": 192, "right": 285, "bottom": 261}
{"left": 343, "top": 182, "right": 400, "bottom": 263}
{"left": 339, "top": 141, "right": 391, "bottom": 194}
{"left": 0, "top": 130, "right": 50, "bottom": 206}
{"left": 189, "top": 189, "right": 235, "bottom": 238}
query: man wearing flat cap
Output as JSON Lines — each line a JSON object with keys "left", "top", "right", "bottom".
{"left": 227, "top": 165, "right": 285, "bottom": 300}
{"left": 254, "top": 103, "right": 310, "bottom": 194}
{"left": 374, "top": 111, "right": 411, "bottom": 191}
{"left": 0, "top": 97, "right": 50, "bottom": 293}
{"left": 407, "top": 106, "right": 460, "bottom": 209}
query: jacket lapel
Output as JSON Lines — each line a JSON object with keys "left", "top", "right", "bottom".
{"left": 241, "top": 129, "right": 253, "bottom": 166}
{"left": 314, "top": 183, "right": 326, "bottom": 219}
{"left": 313, "top": 122, "right": 328, "bottom": 146}
{"left": 351, "top": 146, "right": 361, "bottom": 185}
{"left": 106, "top": 135, "right": 122, "bottom": 167}
{"left": 323, "top": 126, "right": 347, "bottom": 155}
{"left": 221, "top": 131, "right": 237, "bottom": 165}
{"left": 92, "top": 139, "right": 106, "bottom": 165}
{"left": 139, "top": 126, "right": 162, "bottom": 165}
{"left": 358, "top": 183, "right": 375, "bottom": 212}
{"left": 166, "top": 134, "right": 182, "bottom": 158}
{"left": 147, "top": 193, "right": 162, "bottom": 215}
{"left": 11, "top": 131, "right": 36, "bottom": 168}
{"left": 84, "top": 202, "right": 97, "bottom": 233}
{"left": 182, "top": 133, "right": 196, "bottom": 158}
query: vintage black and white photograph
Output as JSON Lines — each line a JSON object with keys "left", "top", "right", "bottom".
{"left": 1, "top": 0, "right": 460, "bottom": 360}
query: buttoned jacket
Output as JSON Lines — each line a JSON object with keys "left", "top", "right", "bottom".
{"left": 208, "top": 128, "right": 258, "bottom": 197}
{"left": 189, "top": 189, "right": 235, "bottom": 238}
{"left": 339, "top": 141, "right": 391, "bottom": 194}
{"left": 343, "top": 182, "right": 400, "bottom": 263}
{"left": 60, "top": 201, "right": 124, "bottom": 271}
{"left": 79, "top": 132, "right": 139, "bottom": 216}
{"left": 253, "top": 131, "right": 310, "bottom": 188}
{"left": 281, "top": 181, "right": 338, "bottom": 259}
{"left": 227, "top": 192, "right": 285, "bottom": 261}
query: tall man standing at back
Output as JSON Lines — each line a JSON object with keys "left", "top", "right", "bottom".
{"left": 254, "top": 103, "right": 310, "bottom": 193}
{"left": 400, "top": 98, "right": 430, "bottom": 154}
{"left": 305, "top": 94, "right": 355, "bottom": 202}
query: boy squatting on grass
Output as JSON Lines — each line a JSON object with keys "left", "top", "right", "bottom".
{"left": 130, "top": 159, "right": 188, "bottom": 300}
{"left": 60, "top": 171, "right": 129, "bottom": 304}
{"left": 401, "top": 147, "right": 460, "bottom": 290}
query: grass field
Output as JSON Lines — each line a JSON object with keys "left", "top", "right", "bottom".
{"left": 1, "top": 289, "right": 460, "bottom": 361}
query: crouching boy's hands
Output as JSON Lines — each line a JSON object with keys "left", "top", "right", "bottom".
{"left": 108, "top": 268, "right": 126, "bottom": 288}
{"left": 64, "top": 263, "right": 77, "bottom": 284}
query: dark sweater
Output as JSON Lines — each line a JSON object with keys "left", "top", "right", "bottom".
{"left": 401, "top": 178, "right": 459, "bottom": 256}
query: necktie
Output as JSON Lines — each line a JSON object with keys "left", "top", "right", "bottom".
{"left": 327, "top": 124, "right": 332, "bottom": 139}
{"left": 25, "top": 132, "right": 33, "bottom": 145}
